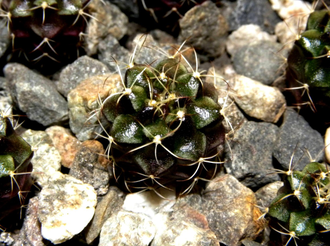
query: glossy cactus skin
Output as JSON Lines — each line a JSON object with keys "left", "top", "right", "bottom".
{"left": 100, "top": 56, "right": 225, "bottom": 195}
{"left": 0, "top": 0, "right": 91, "bottom": 66}
{"left": 286, "top": 8, "right": 330, "bottom": 132}
{"left": 0, "top": 116, "right": 33, "bottom": 228}
{"left": 268, "top": 162, "right": 330, "bottom": 245}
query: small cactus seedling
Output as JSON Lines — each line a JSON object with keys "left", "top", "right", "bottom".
{"left": 0, "top": 115, "right": 33, "bottom": 228}
{"left": 267, "top": 161, "right": 330, "bottom": 245}
{"left": 0, "top": 0, "right": 93, "bottom": 72}
{"left": 285, "top": 5, "right": 330, "bottom": 132}
{"left": 98, "top": 45, "right": 226, "bottom": 195}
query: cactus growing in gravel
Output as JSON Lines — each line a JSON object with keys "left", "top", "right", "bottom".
{"left": 0, "top": 115, "right": 33, "bottom": 228}
{"left": 98, "top": 48, "right": 225, "bottom": 195}
{"left": 267, "top": 161, "right": 330, "bottom": 245}
{"left": 0, "top": 0, "right": 93, "bottom": 69}
{"left": 285, "top": 7, "right": 330, "bottom": 132}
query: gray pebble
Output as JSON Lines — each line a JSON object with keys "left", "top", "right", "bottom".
{"left": 233, "top": 40, "right": 286, "bottom": 85}
{"left": 4, "top": 63, "right": 68, "bottom": 126}
{"left": 273, "top": 108, "right": 324, "bottom": 171}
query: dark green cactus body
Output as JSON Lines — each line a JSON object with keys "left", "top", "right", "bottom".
{"left": 286, "top": 8, "right": 330, "bottom": 132}
{"left": 268, "top": 162, "right": 330, "bottom": 245}
{"left": 0, "top": 0, "right": 91, "bottom": 70}
{"left": 0, "top": 116, "right": 33, "bottom": 227}
{"left": 100, "top": 57, "right": 225, "bottom": 194}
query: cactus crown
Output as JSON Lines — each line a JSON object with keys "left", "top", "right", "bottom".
{"left": 98, "top": 45, "right": 225, "bottom": 195}
{"left": 268, "top": 161, "right": 330, "bottom": 245}
{"left": 0, "top": 0, "right": 92, "bottom": 70}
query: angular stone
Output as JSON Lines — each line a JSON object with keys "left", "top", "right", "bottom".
{"left": 4, "top": 63, "right": 68, "bottom": 126}
{"left": 21, "top": 129, "right": 62, "bottom": 187}
{"left": 99, "top": 211, "right": 156, "bottom": 246}
{"left": 85, "top": 187, "right": 124, "bottom": 244}
{"left": 273, "top": 108, "right": 324, "bottom": 171}
{"left": 98, "top": 35, "right": 131, "bottom": 72}
{"left": 201, "top": 174, "right": 264, "bottom": 246}
{"left": 152, "top": 202, "right": 219, "bottom": 246}
{"left": 85, "top": 0, "right": 128, "bottom": 55}
{"left": 255, "top": 181, "right": 284, "bottom": 209}
{"left": 45, "top": 126, "right": 82, "bottom": 168}
{"left": 227, "top": 0, "right": 281, "bottom": 33}
{"left": 179, "top": 1, "right": 228, "bottom": 59}
{"left": 226, "top": 24, "right": 277, "bottom": 57}
{"left": 231, "top": 74, "right": 286, "bottom": 123}
{"left": 67, "top": 74, "right": 124, "bottom": 141}
{"left": 38, "top": 174, "right": 97, "bottom": 244}
{"left": 225, "top": 121, "right": 280, "bottom": 188}
{"left": 56, "top": 56, "right": 110, "bottom": 97}
{"left": 13, "top": 197, "right": 44, "bottom": 246}
{"left": 69, "top": 140, "right": 111, "bottom": 195}
{"left": 232, "top": 41, "right": 287, "bottom": 85}
{"left": 325, "top": 127, "right": 330, "bottom": 164}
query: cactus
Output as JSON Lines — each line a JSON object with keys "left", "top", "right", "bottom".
{"left": 285, "top": 7, "right": 330, "bottom": 132}
{"left": 267, "top": 161, "right": 330, "bottom": 245}
{"left": 0, "top": 0, "right": 93, "bottom": 71}
{"left": 98, "top": 48, "right": 225, "bottom": 195}
{"left": 0, "top": 115, "right": 33, "bottom": 228}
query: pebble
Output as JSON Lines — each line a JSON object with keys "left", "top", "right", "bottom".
{"left": 325, "top": 127, "right": 330, "bottom": 163}
{"left": 97, "top": 34, "right": 131, "bottom": 72}
{"left": 269, "top": 0, "right": 312, "bottom": 20}
{"left": 4, "top": 63, "right": 68, "bottom": 126}
{"left": 130, "top": 34, "right": 166, "bottom": 65}
{"left": 201, "top": 174, "right": 264, "bottom": 246}
{"left": 225, "top": 121, "right": 280, "bottom": 189}
{"left": 69, "top": 140, "right": 111, "bottom": 195}
{"left": 56, "top": 56, "right": 110, "bottom": 97}
{"left": 45, "top": 126, "right": 82, "bottom": 168}
{"left": 226, "top": 24, "right": 277, "bottom": 57}
{"left": 122, "top": 189, "right": 176, "bottom": 218}
{"left": 273, "top": 108, "right": 324, "bottom": 171}
{"left": 99, "top": 211, "right": 156, "bottom": 246}
{"left": 37, "top": 174, "right": 97, "bottom": 244}
{"left": 0, "top": 25, "right": 9, "bottom": 59}
{"left": 85, "top": 0, "right": 128, "bottom": 56}
{"left": 12, "top": 197, "right": 44, "bottom": 246}
{"left": 67, "top": 74, "right": 124, "bottom": 141}
{"left": 227, "top": 0, "right": 281, "bottom": 33}
{"left": 255, "top": 181, "right": 284, "bottom": 209}
{"left": 21, "top": 129, "right": 62, "bottom": 187}
{"left": 85, "top": 187, "right": 124, "bottom": 244}
{"left": 270, "top": 0, "right": 311, "bottom": 49}
{"left": 151, "top": 209, "right": 219, "bottom": 246}
{"left": 230, "top": 74, "right": 286, "bottom": 123}
{"left": 179, "top": 1, "right": 228, "bottom": 59}
{"left": 232, "top": 40, "right": 287, "bottom": 85}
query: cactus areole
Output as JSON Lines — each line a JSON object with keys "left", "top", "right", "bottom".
{"left": 99, "top": 56, "right": 225, "bottom": 195}
{"left": 268, "top": 162, "right": 330, "bottom": 245}
{"left": 0, "top": 0, "right": 92, "bottom": 67}
{"left": 0, "top": 116, "right": 33, "bottom": 227}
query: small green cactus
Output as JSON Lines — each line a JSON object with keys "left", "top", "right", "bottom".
{"left": 286, "top": 7, "right": 330, "bottom": 132}
{"left": 0, "top": 115, "right": 33, "bottom": 228}
{"left": 267, "top": 162, "right": 330, "bottom": 245}
{"left": 0, "top": 0, "right": 92, "bottom": 70}
{"left": 98, "top": 49, "right": 225, "bottom": 195}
